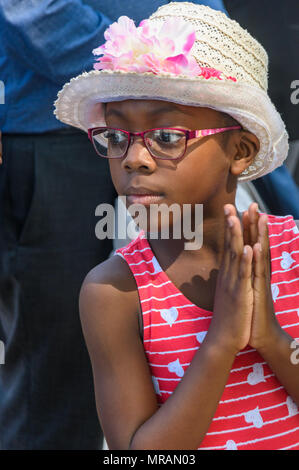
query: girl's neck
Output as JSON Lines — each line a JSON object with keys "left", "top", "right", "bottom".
{"left": 146, "top": 209, "right": 243, "bottom": 265}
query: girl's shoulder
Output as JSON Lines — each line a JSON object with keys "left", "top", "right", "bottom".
{"left": 83, "top": 249, "right": 138, "bottom": 291}
{"left": 79, "top": 245, "right": 141, "bottom": 337}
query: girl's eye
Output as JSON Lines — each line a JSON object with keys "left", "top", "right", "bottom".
{"left": 104, "top": 130, "right": 126, "bottom": 145}
{"left": 154, "top": 130, "right": 184, "bottom": 144}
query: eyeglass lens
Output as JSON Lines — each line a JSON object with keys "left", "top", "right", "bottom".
{"left": 91, "top": 128, "right": 187, "bottom": 159}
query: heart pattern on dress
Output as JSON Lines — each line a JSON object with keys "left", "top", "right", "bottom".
{"left": 286, "top": 396, "right": 298, "bottom": 416}
{"left": 226, "top": 440, "right": 238, "bottom": 450}
{"left": 247, "top": 363, "right": 266, "bottom": 385}
{"left": 160, "top": 307, "right": 179, "bottom": 327}
{"left": 244, "top": 407, "right": 263, "bottom": 428}
{"left": 196, "top": 331, "right": 207, "bottom": 344}
{"left": 271, "top": 284, "right": 279, "bottom": 302}
{"left": 168, "top": 358, "right": 184, "bottom": 377}
{"left": 280, "top": 251, "right": 295, "bottom": 270}
{"left": 151, "top": 256, "right": 163, "bottom": 274}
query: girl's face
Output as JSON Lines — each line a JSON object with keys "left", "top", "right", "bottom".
{"left": 105, "top": 99, "right": 246, "bottom": 230}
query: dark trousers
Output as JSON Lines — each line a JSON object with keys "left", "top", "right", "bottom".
{"left": 0, "top": 129, "right": 117, "bottom": 449}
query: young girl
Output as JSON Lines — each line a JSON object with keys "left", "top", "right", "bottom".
{"left": 54, "top": 2, "right": 299, "bottom": 450}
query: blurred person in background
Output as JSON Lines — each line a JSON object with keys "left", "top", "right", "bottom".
{"left": 224, "top": 0, "right": 299, "bottom": 217}
{"left": 0, "top": 1, "right": 118, "bottom": 450}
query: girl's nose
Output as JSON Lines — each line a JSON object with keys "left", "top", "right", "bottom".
{"left": 121, "top": 136, "right": 156, "bottom": 172}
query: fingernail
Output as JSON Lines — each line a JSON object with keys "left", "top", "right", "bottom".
{"left": 243, "top": 246, "right": 247, "bottom": 255}
{"left": 224, "top": 207, "right": 230, "bottom": 216}
{"left": 228, "top": 217, "right": 234, "bottom": 227}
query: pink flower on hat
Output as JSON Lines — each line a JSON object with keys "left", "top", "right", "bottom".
{"left": 92, "top": 15, "right": 236, "bottom": 81}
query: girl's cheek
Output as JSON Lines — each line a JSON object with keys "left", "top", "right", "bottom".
{"left": 109, "top": 162, "right": 123, "bottom": 191}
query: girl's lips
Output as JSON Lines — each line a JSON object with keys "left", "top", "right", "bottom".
{"left": 126, "top": 194, "right": 164, "bottom": 206}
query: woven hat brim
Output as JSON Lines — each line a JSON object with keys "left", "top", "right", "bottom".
{"left": 54, "top": 69, "right": 288, "bottom": 181}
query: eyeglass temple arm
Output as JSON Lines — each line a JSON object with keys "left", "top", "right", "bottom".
{"left": 191, "top": 126, "right": 242, "bottom": 138}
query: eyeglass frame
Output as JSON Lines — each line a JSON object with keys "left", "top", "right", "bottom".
{"left": 87, "top": 125, "right": 242, "bottom": 160}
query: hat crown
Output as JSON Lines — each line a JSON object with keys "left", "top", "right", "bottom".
{"left": 149, "top": 2, "right": 268, "bottom": 91}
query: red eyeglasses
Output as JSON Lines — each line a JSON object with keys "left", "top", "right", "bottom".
{"left": 88, "top": 126, "right": 242, "bottom": 160}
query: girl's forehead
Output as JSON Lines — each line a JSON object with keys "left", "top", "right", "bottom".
{"left": 105, "top": 99, "right": 221, "bottom": 121}
{"left": 106, "top": 99, "right": 186, "bottom": 112}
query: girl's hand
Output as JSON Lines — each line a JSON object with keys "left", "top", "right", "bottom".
{"left": 207, "top": 205, "right": 254, "bottom": 356}
{"left": 242, "top": 204, "right": 281, "bottom": 351}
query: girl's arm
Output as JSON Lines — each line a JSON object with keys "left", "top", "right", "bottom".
{"left": 79, "top": 255, "right": 235, "bottom": 450}
{"left": 79, "top": 215, "right": 254, "bottom": 450}
{"left": 239, "top": 203, "right": 299, "bottom": 407}
{"left": 257, "top": 326, "right": 299, "bottom": 407}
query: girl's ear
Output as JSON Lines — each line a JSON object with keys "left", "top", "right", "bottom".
{"left": 229, "top": 131, "right": 260, "bottom": 177}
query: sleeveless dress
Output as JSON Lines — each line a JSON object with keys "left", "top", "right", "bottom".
{"left": 115, "top": 214, "right": 299, "bottom": 450}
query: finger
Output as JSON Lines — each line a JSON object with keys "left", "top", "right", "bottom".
{"left": 221, "top": 208, "right": 232, "bottom": 274}
{"left": 227, "top": 215, "right": 244, "bottom": 284}
{"left": 222, "top": 204, "right": 239, "bottom": 276}
{"left": 239, "top": 244, "right": 253, "bottom": 283}
{"left": 257, "top": 213, "right": 269, "bottom": 248}
{"left": 253, "top": 242, "right": 265, "bottom": 280}
{"left": 248, "top": 202, "right": 259, "bottom": 246}
{"left": 242, "top": 210, "right": 250, "bottom": 246}
{"left": 257, "top": 213, "right": 271, "bottom": 278}
{"left": 229, "top": 216, "right": 244, "bottom": 253}
{"left": 252, "top": 241, "right": 274, "bottom": 327}
{"left": 222, "top": 204, "right": 233, "bottom": 260}
{"left": 224, "top": 203, "right": 237, "bottom": 218}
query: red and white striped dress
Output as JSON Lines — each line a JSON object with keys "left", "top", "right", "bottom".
{"left": 115, "top": 214, "right": 299, "bottom": 450}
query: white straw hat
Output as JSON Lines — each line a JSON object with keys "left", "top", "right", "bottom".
{"left": 54, "top": 1, "right": 288, "bottom": 181}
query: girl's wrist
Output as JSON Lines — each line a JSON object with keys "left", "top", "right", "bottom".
{"left": 203, "top": 327, "right": 239, "bottom": 360}
{"left": 254, "top": 319, "right": 283, "bottom": 356}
